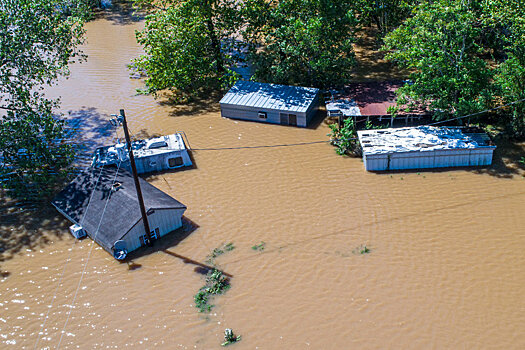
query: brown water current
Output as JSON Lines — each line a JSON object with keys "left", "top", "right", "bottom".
{"left": 1, "top": 14, "right": 525, "bottom": 350}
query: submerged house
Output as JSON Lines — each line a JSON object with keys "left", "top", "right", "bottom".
{"left": 357, "top": 126, "right": 496, "bottom": 171}
{"left": 220, "top": 80, "right": 320, "bottom": 127}
{"left": 52, "top": 167, "right": 186, "bottom": 259}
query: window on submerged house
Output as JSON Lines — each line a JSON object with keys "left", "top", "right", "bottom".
{"left": 168, "top": 157, "right": 183, "bottom": 167}
{"left": 150, "top": 227, "right": 160, "bottom": 240}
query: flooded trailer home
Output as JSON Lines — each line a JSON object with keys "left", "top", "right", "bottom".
{"left": 357, "top": 126, "right": 496, "bottom": 171}
{"left": 220, "top": 80, "right": 320, "bottom": 127}
{"left": 92, "top": 133, "right": 192, "bottom": 174}
{"left": 52, "top": 167, "right": 187, "bottom": 259}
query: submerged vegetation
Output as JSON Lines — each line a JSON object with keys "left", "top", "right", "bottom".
{"left": 251, "top": 241, "right": 265, "bottom": 251}
{"left": 353, "top": 244, "right": 371, "bottom": 255}
{"left": 194, "top": 269, "right": 231, "bottom": 312}
{"left": 206, "top": 242, "right": 235, "bottom": 265}
{"left": 328, "top": 118, "right": 360, "bottom": 156}
{"left": 195, "top": 243, "right": 235, "bottom": 312}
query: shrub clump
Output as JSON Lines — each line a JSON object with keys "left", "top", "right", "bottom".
{"left": 328, "top": 118, "right": 361, "bottom": 156}
{"left": 194, "top": 269, "right": 231, "bottom": 313}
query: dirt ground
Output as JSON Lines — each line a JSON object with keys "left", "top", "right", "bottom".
{"left": 351, "top": 26, "right": 411, "bottom": 82}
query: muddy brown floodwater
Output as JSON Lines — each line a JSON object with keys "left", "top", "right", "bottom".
{"left": 2, "top": 12, "right": 525, "bottom": 350}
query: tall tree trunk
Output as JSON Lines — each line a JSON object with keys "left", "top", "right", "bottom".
{"left": 203, "top": 0, "right": 224, "bottom": 75}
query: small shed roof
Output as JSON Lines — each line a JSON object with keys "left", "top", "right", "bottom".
{"left": 52, "top": 167, "right": 186, "bottom": 251}
{"left": 220, "top": 80, "right": 319, "bottom": 113}
{"left": 357, "top": 126, "right": 495, "bottom": 155}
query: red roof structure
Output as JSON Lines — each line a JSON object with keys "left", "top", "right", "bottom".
{"left": 328, "top": 81, "right": 429, "bottom": 117}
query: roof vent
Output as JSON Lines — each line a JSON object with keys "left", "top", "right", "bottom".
{"left": 112, "top": 182, "right": 122, "bottom": 191}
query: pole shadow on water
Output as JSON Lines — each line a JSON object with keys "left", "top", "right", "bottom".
{"left": 162, "top": 250, "right": 233, "bottom": 278}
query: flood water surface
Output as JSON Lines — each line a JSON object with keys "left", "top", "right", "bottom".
{"left": 1, "top": 15, "right": 525, "bottom": 350}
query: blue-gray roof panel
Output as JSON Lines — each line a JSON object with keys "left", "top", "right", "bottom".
{"left": 220, "top": 80, "right": 319, "bottom": 113}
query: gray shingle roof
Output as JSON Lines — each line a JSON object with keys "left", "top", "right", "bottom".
{"left": 220, "top": 80, "right": 319, "bottom": 113}
{"left": 51, "top": 167, "right": 186, "bottom": 252}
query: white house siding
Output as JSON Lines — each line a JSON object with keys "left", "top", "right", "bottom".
{"left": 220, "top": 105, "right": 310, "bottom": 127}
{"left": 134, "top": 151, "right": 192, "bottom": 174}
{"left": 363, "top": 148, "right": 495, "bottom": 171}
{"left": 304, "top": 94, "right": 320, "bottom": 124}
{"left": 119, "top": 208, "right": 185, "bottom": 253}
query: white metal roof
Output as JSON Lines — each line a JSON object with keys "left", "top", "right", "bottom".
{"left": 220, "top": 80, "right": 319, "bottom": 113}
{"left": 325, "top": 99, "right": 361, "bottom": 117}
{"left": 357, "top": 126, "right": 495, "bottom": 155}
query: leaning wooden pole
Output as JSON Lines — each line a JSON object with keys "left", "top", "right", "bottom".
{"left": 120, "top": 109, "right": 152, "bottom": 244}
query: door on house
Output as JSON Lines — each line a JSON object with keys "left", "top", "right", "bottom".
{"left": 280, "top": 113, "right": 289, "bottom": 125}
{"left": 288, "top": 114, "right": 297, "bottom": 126}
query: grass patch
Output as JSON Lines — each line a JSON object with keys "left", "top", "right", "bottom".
{"left": 194, "top": 269, "right": 231, "bottom": 313}
{"left": 251, "top": 241, "right": 266, "bottom": 251}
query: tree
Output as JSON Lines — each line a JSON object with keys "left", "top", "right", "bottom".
{"left": 484, "top": 0, "right": 525, "bottom": 137}
{"left": 133, "top": 0, "right": 242, "bottom": 100}
{"left": 0, "top": 0, "right": 87, "bottom": 199}
{"left": 356, "top": 0, "right": 418, "bottom": 35}
{"left": 382, "top": 0, "right": 492, "bottom": 119}
{"left": 244, "top": 0, "right": 357, "bottom": 88}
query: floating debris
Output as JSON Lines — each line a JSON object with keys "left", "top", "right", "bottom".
{"left": 221, "top": 328, "right": 241, "bottom": 346}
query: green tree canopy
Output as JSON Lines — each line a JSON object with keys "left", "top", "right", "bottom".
{"left": 133, "top": 0, "right": 242, "bottom": 99}
{"left": 485, "top": 0, "right": 525, "bottom": 137}
{"left": 383, "top": 0, "right": 492, "bottom": 119}
{"left": 244, "top": 0, "right": 357, "bottom": 88}
{"left": 383, "top": 0, "right": 525, "bottom": 136}
{"left": 355, "top": 0, "right": 418, "bottom": 35}
{"left": 0, "top": 0, "right": 87, "bottom": 199}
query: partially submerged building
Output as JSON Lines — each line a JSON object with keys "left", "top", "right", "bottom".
{"left": 357, "top": 126, "right": 496, "bottom": 171}
{"left": 220, "top": 80, "right": 320, "bottom": 127}
{"left": 92, "top": 133, "right": 192, "bottom": 174}
{"left": 52, "top": 167, "right": 187, "bottom": 259}
{"left": 325, "top": 81, "right": 429, "bottom": 125}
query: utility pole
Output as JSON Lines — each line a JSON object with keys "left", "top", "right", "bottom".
{"left": 119, "top": 109, "right": 152, "bottom": 245}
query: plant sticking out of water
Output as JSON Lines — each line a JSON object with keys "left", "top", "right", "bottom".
{"left": 353, "top": 244, "right": 371, "bottom": 255}
{"left": 328, "top": 118, "right": 360, "bottom": 156}
{"left": 519, "top": 156, "right": 525, "bottom": 165}
{"left": 251, "top": 241, "right": 266, "bottom": 251}
{"left": 221, "top": 328, "right": 241, "bottom": 346}
{"left": 206, "top": 242, "right": 235, "bottom": 265}
{"left": 194, "top": 269, "right": 231, "bottom": 313}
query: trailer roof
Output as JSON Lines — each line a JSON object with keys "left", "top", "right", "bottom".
{"left": 220, "top": 80, "right": 319, "bottom": 113}
{"left": 357, "top": 126, "right": 495, "bottom": 155}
